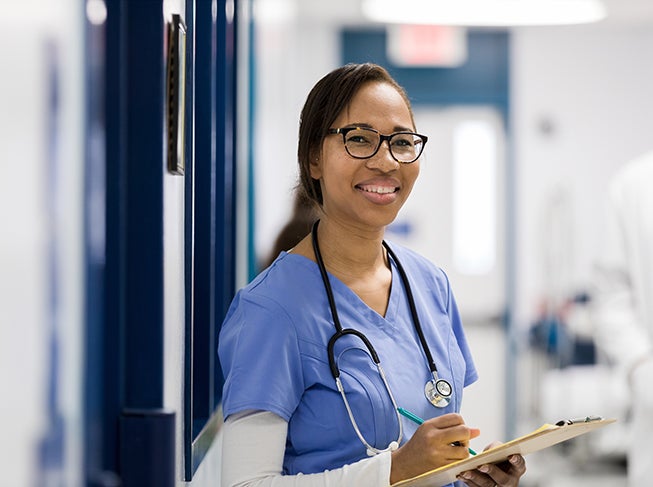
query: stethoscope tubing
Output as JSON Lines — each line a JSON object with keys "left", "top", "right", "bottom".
{"left": 311, "top": 219, "right": 453, "bottom": 453}
{"left": 311, "top": 220, "right": 441, "bottom": 381}
{"left": 383, "top": 242, "right": 440, "bottom": 379}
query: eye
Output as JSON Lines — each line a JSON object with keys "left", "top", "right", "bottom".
{"left": 346, "top": 130, "right": 376, "bottom": 145}
{"left": 391, "top": 135, "right": 416, "bottom": 147}
{"left": 348, "top": 135, "right": 370, "bottom": 144}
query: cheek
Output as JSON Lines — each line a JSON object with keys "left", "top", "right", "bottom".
{"left": 404, "top": 165, "right": 420, "bottom": 193}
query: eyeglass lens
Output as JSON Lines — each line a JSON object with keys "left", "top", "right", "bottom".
{"left": 344, "top": 128, "right": 424, "bottom": 162}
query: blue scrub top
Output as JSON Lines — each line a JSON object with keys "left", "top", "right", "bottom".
{"left": 219, "top": 241, "right": 478, "bottom": 477}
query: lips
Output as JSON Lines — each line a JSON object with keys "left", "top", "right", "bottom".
{"left": 355, "top": 179, "right": 401, "bottom": 205}
{"left": 356, "top": 184, "right": 398, "bottom": 194}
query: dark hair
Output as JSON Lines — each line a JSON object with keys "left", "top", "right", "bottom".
{"left": 263, "top": 191, "right": 318, "bottom": 268}
{"left": 297, "top": 63, "right": 414, "bottom": 207}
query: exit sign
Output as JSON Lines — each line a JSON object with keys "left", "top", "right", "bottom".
{"left": 387, "top": 24, "right": 468, "bottom": 67}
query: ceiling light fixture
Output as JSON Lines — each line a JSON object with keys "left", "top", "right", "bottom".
{"left": 361, "top": 0, "right": 607, "bottom": 26}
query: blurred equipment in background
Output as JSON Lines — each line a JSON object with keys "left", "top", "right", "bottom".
{"left": 528, "top": 292, "right": 596, "bottom": 369}
{"left": 524, "top": 185, "right": 628, "bottom": 485}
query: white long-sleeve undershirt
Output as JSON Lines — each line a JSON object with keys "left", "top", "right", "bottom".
{"left": 221, "top": 410, "right": 393, "bottom": 487}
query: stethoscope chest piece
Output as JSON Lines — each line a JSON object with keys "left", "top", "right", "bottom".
{"left": 424, "top": 377, "right": 452, "bottom": 408}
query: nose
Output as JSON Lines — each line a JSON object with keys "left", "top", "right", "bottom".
{"left": 365, "top": 140, "right": 399, "bottom": 172}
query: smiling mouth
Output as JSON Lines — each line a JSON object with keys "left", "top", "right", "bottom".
{"left": 357, "top": 185, "right": 398, "bottom": 194}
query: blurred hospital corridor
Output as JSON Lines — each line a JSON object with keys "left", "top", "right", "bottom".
{"left": 2, "top": 0, "right": 653, "bottom": 485}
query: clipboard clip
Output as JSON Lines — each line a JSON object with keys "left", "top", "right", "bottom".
{"left": 555, "top": 415, "right": 603, "bottom": 426}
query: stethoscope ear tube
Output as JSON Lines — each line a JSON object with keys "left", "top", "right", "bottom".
{"left": 312, "top": 220, "right": 344, "bottom": 333}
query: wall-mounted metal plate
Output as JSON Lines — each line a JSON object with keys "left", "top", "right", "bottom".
{"left": 166, "top": 13, "right": 186, "bottom": 175}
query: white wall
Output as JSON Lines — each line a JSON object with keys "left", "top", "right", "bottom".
{"left": 253, "top": 15, "right": 340, "bottom": 264}
{"left": 0, "top": 0, "right": 84, "bottom": 484}
{"left": 512, "top": 22, "right": 653, "bottom": 331}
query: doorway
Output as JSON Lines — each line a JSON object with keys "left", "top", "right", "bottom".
{"left": 389, "top": 105, "right": 507, "bottom": 445}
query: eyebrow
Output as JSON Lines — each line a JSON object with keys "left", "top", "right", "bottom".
{"left": 344, "top": 122, "right": 415, "bottom": 132}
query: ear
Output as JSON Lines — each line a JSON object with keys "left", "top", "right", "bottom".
{"left": 309, "top": 155, "right": 322, "bottom": 180}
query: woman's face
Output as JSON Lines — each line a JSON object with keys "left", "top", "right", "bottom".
{"left": 311, "top": 81, "right": 420, "bottom": 232}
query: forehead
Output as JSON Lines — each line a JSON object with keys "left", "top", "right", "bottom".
{"left": 335, "top": 81, "right": 414, "bottom": 130}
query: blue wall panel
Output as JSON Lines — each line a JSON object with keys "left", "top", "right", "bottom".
{"left": 342, "top": 29, "right": 510, "bottom": 107}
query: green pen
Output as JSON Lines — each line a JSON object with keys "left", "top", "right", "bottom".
{"left": 397, "top": 407, "right": 477, "bottom": 456}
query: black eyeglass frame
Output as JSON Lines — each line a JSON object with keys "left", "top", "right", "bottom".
{"left": 327, "top": 127, "right": 428, "bottom": 164}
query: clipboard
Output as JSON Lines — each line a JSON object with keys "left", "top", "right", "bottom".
{"left": 391, "top": 417, "right": 616, "bottom": 487}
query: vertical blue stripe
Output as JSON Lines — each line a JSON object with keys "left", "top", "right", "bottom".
{"left": 247, "top": 7, "right": 257, "bottom": 282}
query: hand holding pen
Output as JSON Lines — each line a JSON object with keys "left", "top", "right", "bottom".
{"left": 389, "top": 410, "right": 480, "bottom": 485}
{"left": 398, "top": 407, "right": 478, "bottom": 455}
{"left": 395, "top": 407, "right": 527, "bottom": 487}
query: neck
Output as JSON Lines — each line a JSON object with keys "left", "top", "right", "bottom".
{"left": 313, "top": 218, "right": 388, "bottom": 280}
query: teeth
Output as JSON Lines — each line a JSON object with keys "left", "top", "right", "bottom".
{"left": 360, "top": 185, "right": 396, "bottom": 194}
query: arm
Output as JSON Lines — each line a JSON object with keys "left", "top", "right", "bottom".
{"left": 221, "top": 410, "right": 392, "bottom": 487}
{"left": 593, "top": 258, "right": 653, "bottom": 377}
{"left": 592, "top": 180, "right": 653, "bottom": 375}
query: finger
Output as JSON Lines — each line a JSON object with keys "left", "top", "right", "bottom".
{"left": 438, "top": 441, "right": 472, "bottom": 462}
{"left": 493, "top": 455, "right": 527, "bottom": 476}
{"left": 507, "top": 454, "right": 527, "bottom": 476}
{"left": 479, "top": 457, "right": 526, "bottom": 486}
{"left": 483, "top": 440, "right": 503, "bottom": 452}
{"left": 441, "top": 425, "right": 480, "bottom": 445}
{"left": 459, "top": 455, "right": 526, "bottom": 486}
{"left": 450, "top": 442, "right": 473, "bottom": 457}
{"left": 457, "top": 469, "right": 492, "bottom": 487}
{"left": 477, "top": 463, "right": 512, "bottom": 485}
{"left": 424, "top": 412, "right": 465, "bottom": 428}
{"left": 459, "top": 465, "right": 504, "bottom": 486}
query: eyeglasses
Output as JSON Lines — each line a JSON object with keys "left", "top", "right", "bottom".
{"left": 327, "top": 127, "right": 428, "bottom": 164}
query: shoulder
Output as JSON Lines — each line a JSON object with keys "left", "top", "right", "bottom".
{"left": 244, "top": 251, "right": 318, "bottom": 298}
{"left": 624, "top": 150, "right": 653, "bottom": 179}
{"left": 219, "top": 254, "right": 317, "bottom": 368}
{"left": 612, "top": 151, "right": 653, "bottom": 195}
{"left": 384, "top": 240, "right": 452, "bottom": 296}
{"left": 384, "top": 240, "right": 448, "bottom": 280}
{"left": 222, "top": 251, "right": 323, "bottom": 330}
{"left": 609, "top": 151, "right": 653, "bottom": 215}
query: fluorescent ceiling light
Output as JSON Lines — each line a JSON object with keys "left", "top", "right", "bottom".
{"left": 362, "top": 0, "right": 607, "bottom": 26}
{"left": 254, "top": 0, "right": 297, "bottom": 25}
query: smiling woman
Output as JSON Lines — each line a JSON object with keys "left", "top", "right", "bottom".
{"left": 218, "top": 63, "right": 526, "bottom": 487}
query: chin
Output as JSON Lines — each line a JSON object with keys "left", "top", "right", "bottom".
{"left": 358, "top": 210, "right": 401, "bottom": 231}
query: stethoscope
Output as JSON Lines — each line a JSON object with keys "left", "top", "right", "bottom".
{"left": 311, "top": 220, "right": 453, "bottom": 456}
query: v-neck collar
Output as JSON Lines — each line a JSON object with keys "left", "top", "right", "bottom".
{"left": 283, "top": 251, "right": 401, "bottom": 335}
